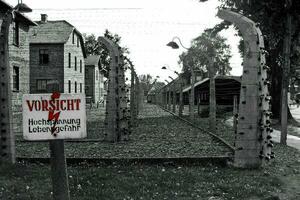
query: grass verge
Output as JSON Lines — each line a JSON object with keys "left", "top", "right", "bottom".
{"left": 1, "top": 144, "right": 299, "bottom": 200}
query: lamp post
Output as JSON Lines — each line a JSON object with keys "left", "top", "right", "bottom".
{"left": 167, "top": 34, "right": 216, "bottom": 131}
{"left": 168, "top": 76, "right": 177, "bottom": 113}
{"left": 165, "top": 79, "right": 172, "bottom": 110}
{"left": 167, "top": 37, "right": 195, "bottom": 121}
{"left": 162, "top": 66, "right": 181, "bottom": 114}
{"left": 163, "top": 67, "right": 184, "bottom": 117}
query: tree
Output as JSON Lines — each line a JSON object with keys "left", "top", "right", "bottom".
{"left": 179, "top": 30, "right": 232, "bottom": 79}
{"left": 138, "top": 74, "right": 155, "bottom": 96}
{"left": 83, "top": 29, "right": 131, "bottom": 77}
{"left": 215, "top": 0, "right": 300, "bottom": 120}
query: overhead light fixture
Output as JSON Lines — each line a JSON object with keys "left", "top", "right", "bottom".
{"left": 14, "top": 0, "right": 32, "bottom": 13}
{"left": 166, "top": 41, "right": 179, "bottom": 49}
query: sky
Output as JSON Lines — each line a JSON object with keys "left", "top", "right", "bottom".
{"left": 7, "top": 0, "right": 242, "bottom": 82}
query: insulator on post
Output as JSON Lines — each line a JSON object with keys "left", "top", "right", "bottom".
{"left": 270, "top": 152, "right": 275, "bottom": 159}
{"left": 265, "top": 96, "right": 271, "bottom": 102}
{"left": 265, "top": 156, "right": 271, "bottom": 161}
{"left": 267, "top": 142, "right": 274, "bottom": 148}
{"left": 261, "top": 49, "right": 269, "bottom": 56}
{"left": 264, "top": 80, "right": 271, "bottom": 86}
{"left": 263, "top": 65, "right": 270, "bottom": 71}
{"left": 269, "top": 128, "right": 273, "bottom": 133}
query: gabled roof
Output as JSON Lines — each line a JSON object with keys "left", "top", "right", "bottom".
{"left": 183, "top": 75, "right": 241, "bottom": 93}
{"left": 29, "top": 20, "right": 86, "bottom": 57}
{"left": 85, "top": 55, "right": 101, "bottom": 67}
{"left": 0, "top": 0, "right": 37, "bottom": 26}
{"left": 148, "top": 82, "right": 166, "bottom": 95}
{"left": 85, "top": 55, "right": 107, "bottom": 73}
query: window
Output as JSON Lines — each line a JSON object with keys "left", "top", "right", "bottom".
{"left": 72, "top": 32, "right": 75, "bottom": 44}
{"left": 80, "top": 60, "right": 82, "bottom": 73}
{"left": 77, "top": 36, "right": 79, "bottom": 47}
{"left": 39, "top": 49, "right": 49, "bottom": 64}
{"left": 37, "top": 79, "right": 59, "bottom": 92}
{"left": 75, "top": 56, "right": 77, "bottom": 71}
{"left": 80, "top": 83, "right": 82, "bottom": 93}
{"left": 68, "top": 80, "right": 71, "bottom": 93}
{"left": 13, "top": 66, "right": 19, "bottom": 91}
{"left": 75, "top": 81, "right": 77, "bottom": 93}
{"left": 68, "top": 53, "right": 71, "bottom": 68}
{"left": 36, "top": 79, "right": 47, "bottom": 92}
{"left": 12, "top": 21, "right": 19, "bottom": 46}
{"left": 96, "top": 71, "right": 99, "bottom": 80}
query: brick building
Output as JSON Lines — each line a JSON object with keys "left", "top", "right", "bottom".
{"left": 84, "top": 55, "right": 106, "bottom": 104}
{"left": 29, "top": 14, "right": 86, "bottom": 94}
{"left": 0, "top": 0, "right": 36, "bottom": 111}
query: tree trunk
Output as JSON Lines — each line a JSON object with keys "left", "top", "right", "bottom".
{"left": 280, "top": 12, "right": 292, "bottom": 145}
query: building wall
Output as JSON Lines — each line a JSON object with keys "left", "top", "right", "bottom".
{"left": 94, "top": 68, "right": 101, "bottom": 103}
{"left": 99, "top": 73, "right": 105, "bottom": 101}
{"left": 85, "top": 66, "right": 105, "bottom": 103}
{"left": 29, "top": 44, "right": 64, "bottom": 93}
{"left": 64, "top": 30, "right": 85, "bottom": 94}
{"left": 85, "top": 65, "right": 94, "bottom": 102}
{"left": 0, "top": 11, "right": 32, "bottom": 112}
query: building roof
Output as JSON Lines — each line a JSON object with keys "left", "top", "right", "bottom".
{"left": 148, "top": 82, "right": 166, "bottom": 95}
{"left": 0, "top": 0, "right": 37, "bottom": 26}
{"left": 85, "top": 55, "right": 101, "bottom": 67}
{"left": 29, "top": 20, "right": 86, "bottom": 57}
{"left": 182, "top": 75, "right": 241, "bottom": 93}
{"left": 85, "top": 55, "right": 108, "bottom": 73}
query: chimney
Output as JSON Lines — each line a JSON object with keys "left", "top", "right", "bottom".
{"left": 41, "top": 14, "right": 48, "bottom": 23}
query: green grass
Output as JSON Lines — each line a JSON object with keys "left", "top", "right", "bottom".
{"left": 1, "top": 144, "right": 299, "bottom": 200}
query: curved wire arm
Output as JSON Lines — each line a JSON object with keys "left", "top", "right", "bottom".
{"left": 167, "top": 36, "right": 189, "bottom": 50}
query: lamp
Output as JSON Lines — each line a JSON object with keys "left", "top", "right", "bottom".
{"left": 166, "top": 41, "right": 179, "bottom": 49}
{"left": 166, "top": 36, "right": 188, "bottom": 50}
{"left": 14, "top": 0, "right": 32, "bottom": 13}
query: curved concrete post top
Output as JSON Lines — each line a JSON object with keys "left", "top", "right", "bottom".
{"left": 217, "top": 9, "right": 272, "bottom": 168}
{"left": 97, "top": 36, "right": 120, "bottom": 59}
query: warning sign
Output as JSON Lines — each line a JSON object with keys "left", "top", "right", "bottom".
{"left": 22, "top": 93, "right": 87, "bottom": 141}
